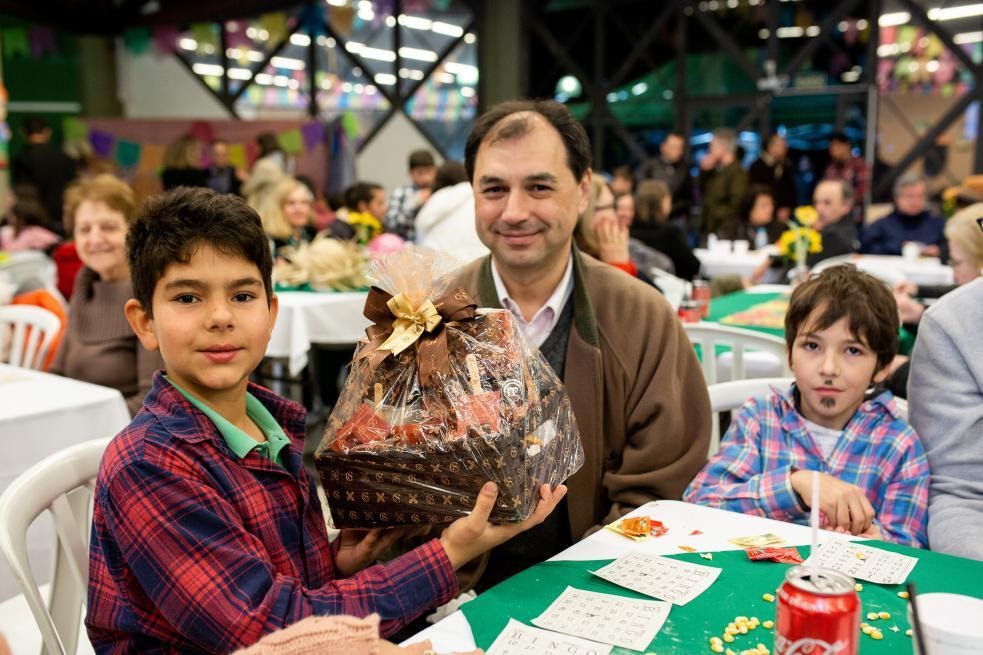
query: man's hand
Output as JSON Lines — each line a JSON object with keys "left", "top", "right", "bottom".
{"left": 790, "top": 470, "right": 875, "bottom": 535}
{"left": 921, "top": 244, "right": 941, "bottom": 257}
{"left": 894, "top": 280, "right": 919, "bottom": 297}
{"left": 593, "top": 216, "right": 631, "bottom": 264}
{"left": 335, "top": 526, "right": 428, "bottom": 577}
{"left": 894, "top": 290, "right": 926, "bottom": 324}
{"left": 440, "top": 482, "right": 567, "bottom": 570}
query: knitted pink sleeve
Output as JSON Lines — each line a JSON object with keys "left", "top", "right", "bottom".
{"left": 232, "top": 614, "right": 382, "bottom": 655}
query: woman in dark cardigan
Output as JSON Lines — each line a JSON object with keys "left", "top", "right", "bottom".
{"left": 629, "top": 179, "right": 702, "bottom": 280}
{"left": 50, "top": 174, "right": 164, "bottom": 416}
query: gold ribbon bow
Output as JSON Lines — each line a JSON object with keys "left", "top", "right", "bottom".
{"left": 377, "top": 293, "right": 442, "bottom": 356}
{"left": 357, "top": 286, "right": 479, "bottom": 384}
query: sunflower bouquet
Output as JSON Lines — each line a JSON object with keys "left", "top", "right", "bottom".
{"left": 777, "top": 206, "right": 822, "bottom": 271}
{"left": 346, "top": 211, "right": 384, "bottom": 245}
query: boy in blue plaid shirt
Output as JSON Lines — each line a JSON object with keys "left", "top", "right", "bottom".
{"left": 685, "top": 265, "right": 929, "bottom": 546}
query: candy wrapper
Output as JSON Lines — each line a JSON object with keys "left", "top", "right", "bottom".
{"left": 315, "top": 247, "right": 584, "bottom": 528}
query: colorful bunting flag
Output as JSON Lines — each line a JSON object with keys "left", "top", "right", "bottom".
{"left": 189, "top": 121, "right": 215, "bottom": 143}
{"left": 299, "top": 4, "right": 327, "bottom": 37}
{"left": 152, "top": 25, "right": 181, "bottom": 55}
{"left": 28, "top": 26, "right": 58, "bottom": 57}
{"left": 115, "top": 139, "right": 141, "bottom": 168}
{"left": 260, "top": 12, "right": 288, "bottom": 44}
{"left": 89, "top": 129, "right": 115, "bottom": 158}
{"left": 328, "top": 5, "right": 355, "bottom": 37}
{"left": 190, "top": 23, "right": 217, "bottom": 51}
{"left": 137, "top": 142, "right": 166, "bottom": 173}
{"left": 63, "top": 116, "right": 89, "bottom": 142}
{"left": 2, "top": 27, "right": 30, "bottom": 58}
{"left": 123, "top": 27, "right": 152, "bottom": 55}
{"left": 342, "top": 112, "right": 360, "bottom": 139}
{"left": 227, "top": 143, "right": 247, "bottom": 170}
{"left": 301, "top": 121, "right": 325, "bottom": 150}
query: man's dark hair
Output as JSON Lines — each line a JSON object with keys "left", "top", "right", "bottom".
{"left": 612, "top": 165, "right": 633, "bottom": 181}
{"left": 464, "top": 99, "right": 592, "bottom": 183}
{"left": 785, "top": 265, "right": 898, "bottom": 371}
{"left": 664, "top": 130, "right": 685, "bottom": 142}
{"left": 128, "top": 187, "right": 273, "bottom": 317}
{"left": 829, "top": 132, "right": 850, "bottom": 145}
{"left": 408, "top": 149, "right": 435, "bottom": 170}
{"left": 344, "top": 181, "right": 383, "bottom": 211}
{"left": 22, "top": 116, "right": 50, "bottom": 137}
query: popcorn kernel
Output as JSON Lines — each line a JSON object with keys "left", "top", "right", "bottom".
{"left": 762, "top": 593, "right": 775, "bottom": 602}
{"left": 723, "top": 634, "right": 735, "bottom": 643}
{"left": 871, "top": 630, "right": 884, "bottom": 640}
{"left": 711, "top": 644, "right": 724, "bottom": 653}
{"left": 862, "top": 625, "right": 874, "bottom": 635}
{"left": 854, "top": 583, "right": 863, "bottom": 592}
{"left": 866, "top": 612, "right": 878, "bottom": 621}
{"left": 898, "top": 591, "right": 910, "bottom": 599}
{"left": 906, "top": 628, "right": 913, "bottom": 637}
{"left": 762, "top": 620, "right": 774, "bottom": 629}
{"left": 878, "top": 611, "right": 891, "bottom": 620}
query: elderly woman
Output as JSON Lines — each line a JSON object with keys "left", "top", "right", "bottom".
{"left": 262, "top": 177, "right": 318, "bottom": 258}
{"left": 50, "top": 174, "right": 164, "bottom": 416}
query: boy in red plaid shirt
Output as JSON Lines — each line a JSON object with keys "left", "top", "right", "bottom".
{"left": 684, "top": 265, "right": 929, "bottom": 546}
{"left": 86, "top": 187, "right": 566, "bottom": 654}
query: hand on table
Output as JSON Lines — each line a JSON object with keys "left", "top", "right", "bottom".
{"left": 920, "top": 244, "right": 941, "bottom": 257}
{"left": 335, "top": 525, "right": 430, "bottom": 576}
{"left": 380, "top": 639, "right": 483, "bottom": 655}
{"left": 893, "top": 290, "right": 926, "bottom": 324}
{"left": 440, "top": 482, "right": 567, "bottom": 570}
{"left": 790, "top": 470, "right": 875, "bottom": 535}
{"left": 893, "top": 281, "right": 919, "bottom": 297}
{"left": 593, "top": 216, "right": 630, "bottom": 265}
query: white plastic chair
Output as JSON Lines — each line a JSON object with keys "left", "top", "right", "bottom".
{"left": 0, "top": 305, "right": 62, "bottom": 370}
{"left": 706, "top": 377, "right": 794, "bottom": 455}
{"left": 0, "top": 251, "right": 57, "bottom": 290}
{"left": 684, "top": 322, "right": 791, "bottom": 385}
{"left": 0, "top": 437, "right": 111, "bottom": 655}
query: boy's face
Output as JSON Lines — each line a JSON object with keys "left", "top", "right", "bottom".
{"left": 126, "top": 244, "right": 278, "bottom": 404}
{"left": 361, "top": 188, "right": 388, "bottom": 221}
{"left": 789, "top": 312, "right": 888, "bottom": 430}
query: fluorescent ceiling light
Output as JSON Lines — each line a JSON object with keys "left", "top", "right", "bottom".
{"left": 227, "top": 68, "right": 252, "bottom": 80}
{"left": 192, "top": 63, "right": 224, "bottom": 76}
{"left": 398, "top": 15, "right": 432, "bottom": 30}
{"left": 954, "top": 30, "right": 983, "bottom": 43}
{"left": 179, "top": 38, "right": 197, "bottom": 50}
{"left": 431, "top": 21, "right": 464, "bottom": 37}
{"left": 374, "top": 73, "right": 397, "bottom": 85}
{"left": 271, "top": 56, "right": 305, "bottom": 70}
{"left": 928, "top": 4, "right": 983, "bottom": 20}
{"left": 399, "top": 46, "right": 438, "bottom": 62}
{"left": 878, "top": 12, "right": 910, "bottom": 26}
{"left": 290, "top": 34, "right": 310, "bottom": 46}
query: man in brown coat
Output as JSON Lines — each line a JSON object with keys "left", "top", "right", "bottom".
{"left": 455, "top": 99, "right": 710, "bottom": 589}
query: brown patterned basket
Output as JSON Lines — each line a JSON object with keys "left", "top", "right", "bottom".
{"left": 315, "top": 309, "right": 583, "bottom": 528}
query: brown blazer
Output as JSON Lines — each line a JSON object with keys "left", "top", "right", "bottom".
{"left": 453, "top": 248, "right": 711, "bottom": 539}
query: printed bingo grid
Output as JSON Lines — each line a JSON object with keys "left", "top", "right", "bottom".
{"left": 486, "top": 618, "right": 613, "bottom": 655}
{"left": 531, "top": 586, "right": 671, "bottom": 652}
{"left": 805, "top": 539, "right": 918, "bottom": 585}
{"left": 591, "top": 551, "right": 722, "bottom": 605}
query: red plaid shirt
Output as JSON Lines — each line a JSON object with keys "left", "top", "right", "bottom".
{"left": 86, "top": 373, "right": 458, "bottom": 654}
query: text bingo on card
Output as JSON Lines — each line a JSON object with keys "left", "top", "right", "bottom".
{"left": 805, "top": 539, "right": 918, "bottom": 585}
{"left": 591, "top": 551, "right": 721, "bottom": 605}
{"left": 531, "top": 586, "right": 670, "bottom": 652}
{"left": 487, "top": 619, "right": 613, "bottom": 655}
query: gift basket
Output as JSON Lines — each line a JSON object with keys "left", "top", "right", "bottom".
{"left": 315, "top": 247, "right": 583, "bottom": 528}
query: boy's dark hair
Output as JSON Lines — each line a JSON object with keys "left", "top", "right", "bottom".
{"left": 345, "top": 181, "right": 383, "bottom": 211}
{"left": 128, "top": 187, "right": 273, "bottom": 317}
{"left": 432, "top": 161, "right": 467, "bottom": 193}
{"left": 22, "top": 116, "right": 49, "bottom": 136}
{"left": 464, "top": 98, "right": 592, "bottom": 184}
{"left": 408, "top": 149, "right": 435, "bottom": 170}
{"left": 785, "top": 265, "right": 899, "bottom": 371}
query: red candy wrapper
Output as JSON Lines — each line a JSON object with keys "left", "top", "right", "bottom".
{"left": 746, "top": 546, "right": 804, "bottom": 564}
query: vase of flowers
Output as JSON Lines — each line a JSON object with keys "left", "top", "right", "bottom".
{"left": 345, "top": 211, "right": 384, "bottom": 245}
{"left": 777, "top": 206, "right": 822, "bottom": 285}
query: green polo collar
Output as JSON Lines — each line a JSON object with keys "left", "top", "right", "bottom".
{"left": 165, "top": 376, "right": 291, "bottom": 466}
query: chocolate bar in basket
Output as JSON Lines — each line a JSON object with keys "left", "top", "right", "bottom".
{"left": 315, "top": 290, "right": 583, "bottom": 529}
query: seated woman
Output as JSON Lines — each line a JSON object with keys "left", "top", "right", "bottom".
{"left": 262, "top": 177, "right": 318, "bottom": 258}
{"left": 50, "top": 174, "right": 164, "bottom": 416}
{"left": 160, "top": 134, "right": 207, "bottom": 191}
{"left": 0, "top": 198, "right": 61, "bottom": 253}
{"left": 886, "top": 202, "right": 983, "bottom": 398}
{"left": 629, "top": 179, "right": 701, "bottom": 280}
{"left": 574, "top": 177, "right": 637, "bottom": 276}
{"left": 734, "top": 185, "right": 784, "bottom": 249}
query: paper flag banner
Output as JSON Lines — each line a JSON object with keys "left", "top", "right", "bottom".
{"left": 137, "top": 142, "right": 165, "bottom": 173}
{"left": 260, "top": 12, "right": 288, "bottom": 44}
{"left": 278, "top": 128, "right": 303, "bottom": 154}
{"left": 89, "top": 129, "right": 115, "bottom": 159}
{"left": 328, "top": 5, "right": 355, "bottom": 36}
{"left": 115, "top": 139, "right": 141, "bottom": 168}
{"left": 63, "top": 117, "right": 89, "bottom": 142}
{"left": 227, "top": 143, "right": 247, "bottom": 170}
{"left": 299, "top": 4, "right": 327, "bottom": 37}
{"left": 123, "top": 27, "right": 151, "bottom": 55}
{"left": 28, "top": 26, "right": 58, "bottom": 58}
{"left": 301, "top": 121, "right": 325, "bottom": 150}
{"left": 244, "top": 140, "right": 260, "bottom": 166}
{"left": 152, "top": 26, "right": 181, "bottom": 55}
{"left": 2, "top": 27, "right": 30, "bottom": 58}
{"left": 191, "top": 23, "right": 217, "bottom": 51}
{"left": 341, "top": 112, "right": 360, "bottom": 139}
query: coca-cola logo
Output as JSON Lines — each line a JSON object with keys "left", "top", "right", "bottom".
{"left": 775, "top": 635, "right": 847, "bottom": 654}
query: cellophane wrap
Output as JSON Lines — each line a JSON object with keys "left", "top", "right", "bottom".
{"left": 314, "top": 247, "right": 584, "bottom": 528}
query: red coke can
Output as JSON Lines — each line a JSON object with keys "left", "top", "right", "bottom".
{"left": 775, "top": 566, "right": 860, "bottom": 655}
{"left": 677, "top": 300, "right": 702, "bottom": 323}
{"left": 691, "top": 279, "right": 711, "bottom": 318}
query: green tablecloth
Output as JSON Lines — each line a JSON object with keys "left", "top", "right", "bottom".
{"left": 702, "top": 290, "right": 915, "bottom": 356}
{"left": 461, "top": 542, "right": 983, "bottom": 654}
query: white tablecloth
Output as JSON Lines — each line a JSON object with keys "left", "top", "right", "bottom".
{"left": 850, "top": 255, "right": 953, "bottom": 286}
{"left": 403, "top": 500, "right": 856, "bottom": 651}
{"left": 0, "top": 364, "right": 131, "bottom": 602}
{"left": 695, "top": 247, "right": 774, "bottom": 277}
{"left": 266, "top": 291, "right": 371, "bottom": 376}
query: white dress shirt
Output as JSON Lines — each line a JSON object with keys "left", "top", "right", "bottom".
{"left": 490, "top": 253, "right": 574, "bottom": 349}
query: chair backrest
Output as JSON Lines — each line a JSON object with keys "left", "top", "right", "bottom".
{"left": 0, "top": 305, "right": 62, "bottom": 370}
{"left": 0, "top": 251, "right": 57, "bottom": 291}
{"left": 706, "top": 377, "right": 794, "bottom": 455}
{"left": 0, "top": 437, "right": 111, "bottom": 655}
{"left": 684, "top": 322, "right": 790, "bottom": 385}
